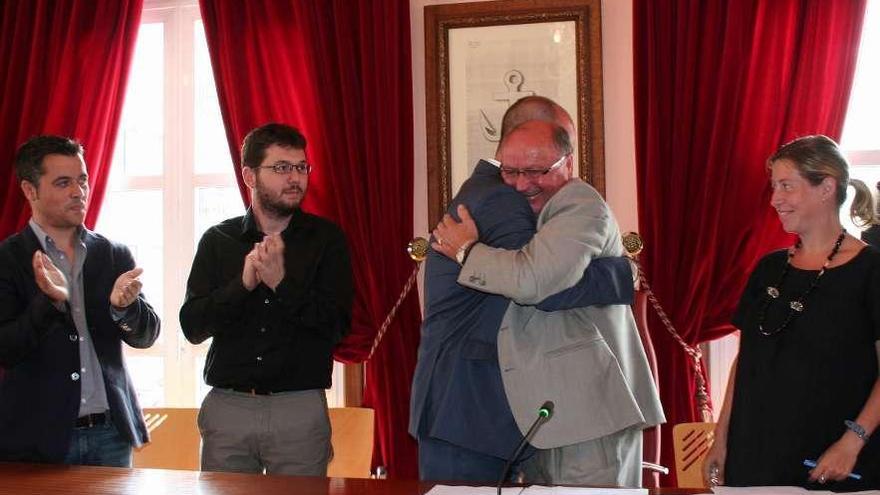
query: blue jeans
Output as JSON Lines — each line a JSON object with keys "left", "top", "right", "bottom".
{"left": 63, "top": 420, "right": 132, "bottom": 467}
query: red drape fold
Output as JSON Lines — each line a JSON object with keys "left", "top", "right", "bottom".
{"left": 633, "top": 0, "right": 866, "bottom": 485}
{"left": 200, "top": 0, "right": 420, "bottom": 478}
{"left": 0, "top": 0, "right": 142, "bottom": 238}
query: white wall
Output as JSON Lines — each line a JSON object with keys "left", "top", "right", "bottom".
{"left": 410, "top": 0, "right": 640, "bottom": 240}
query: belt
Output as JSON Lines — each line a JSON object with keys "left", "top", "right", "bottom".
{"left": 75, "top": 412, "right": 107, "bottom": 429}
{"left": 229, "top": 387, "right": 276, "bottom": 396}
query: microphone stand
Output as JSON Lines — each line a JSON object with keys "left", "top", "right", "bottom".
{"left": 496, "top": 401, "right": 554, "bottom": 495}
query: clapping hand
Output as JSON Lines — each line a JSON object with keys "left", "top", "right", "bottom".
{"left": 110, "top": 268, "right": 144, "bottom": 309}
{"left": 242, "top": 245, "right": 262, "bottom": 291}
{"left": 33, "top": 251, "right": 69, "bottom": 303}
{"left": 246, "top": 234, "right": 285, "bottom": 291}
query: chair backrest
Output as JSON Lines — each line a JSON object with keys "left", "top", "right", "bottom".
{"left": 672, "top": 422, "right": 715, "bottom": 488}
{"left": 633, "top": 289, "right": 663, "bottom": 488}
{"left": 133, "top": 407, "right": 201, "bottom": 470}
{"left": 133, "top": 406, "right": 374, "bottom": 476}
{"left": 327, "top": 407, "right": 375, "bottom": 478}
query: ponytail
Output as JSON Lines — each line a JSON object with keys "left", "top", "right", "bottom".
{"left": 849, "top": 178, "right": 877, "bottom": 227}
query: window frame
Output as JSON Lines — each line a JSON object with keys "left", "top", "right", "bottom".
{"left": 101, "top": 0, "right": 347, "bottom": 407}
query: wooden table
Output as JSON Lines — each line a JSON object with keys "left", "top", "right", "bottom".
{"left": 0, "top": 463, "right": 709, "bottom": 495}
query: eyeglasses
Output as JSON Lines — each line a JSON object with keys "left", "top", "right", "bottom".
{"left": 499, "top": 154, "right": 569, "bottom": 179}
{"left": 256, "top": 161, "right": 311, "bottom": 175}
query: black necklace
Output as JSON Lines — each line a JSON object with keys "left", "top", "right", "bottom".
{"left": 757, "top": 230, "right": 846, "bottom": 337}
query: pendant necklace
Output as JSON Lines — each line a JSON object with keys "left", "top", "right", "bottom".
{"left": 757, "top": 230, "right": 846, "bottom": 337}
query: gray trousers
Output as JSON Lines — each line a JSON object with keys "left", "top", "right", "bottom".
{"left": 198, "top": 388, "right": 332, "bottom": 476}
{"left": 521, "top": 425, "right": 643, "bottom": 487}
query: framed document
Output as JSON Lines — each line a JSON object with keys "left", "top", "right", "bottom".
{"left": 425, "top": 0, "right": 604, "bottom": 226}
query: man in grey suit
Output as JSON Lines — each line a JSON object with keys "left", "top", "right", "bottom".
{"left": 434, "top": 118, "right": 665, "bottom": 487}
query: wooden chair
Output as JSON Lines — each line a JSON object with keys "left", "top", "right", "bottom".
{"left": 672, "top": 422, "right": 715, "bottom": 488}
{"left": 624, "top": 235, "right": 667, "bottom": 487}
{"left": 632, "top": 288, "right": 664, "bottom": 487}
{"left": 133, "top": 406, "right": 374, "bottom": 476}
{"left": 133, "top": 408, "right": 201, "bottom": 470}
{"left": 328, "top": 407, "right": 375, "bottom": 478}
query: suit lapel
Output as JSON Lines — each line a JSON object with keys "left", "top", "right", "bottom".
{"left": 17, "top": 226, "right": 42, "bottom": 282}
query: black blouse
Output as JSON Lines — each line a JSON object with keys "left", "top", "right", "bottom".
{"left": 726, "top": 246, "right": 880, "bottom": 491}
{"left": 180, "top": 208, "right": 353, "bottom": 393}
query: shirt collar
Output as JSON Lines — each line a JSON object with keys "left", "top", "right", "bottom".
{"left": 28, "top": 218, "right": 86, "bottom": 252}
{"left": 239, "top": 207, "right": 308, "bottom": 240}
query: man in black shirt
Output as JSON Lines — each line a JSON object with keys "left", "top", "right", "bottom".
{"left": 180, "top": 123, "right": 353, "bottom": 476}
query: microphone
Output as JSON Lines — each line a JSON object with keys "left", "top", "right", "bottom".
{"left": 497, "top": 401, "right": 554, "bottom": 495}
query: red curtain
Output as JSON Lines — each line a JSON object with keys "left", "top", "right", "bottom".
{"left": 633, "top": 0, "right": 866, "bottom": 484}
{"left": 200, "top": 0, "right": 420, "bottom": 478}
{"left": 0, "top": 0, "right": 142, "bottom": 238}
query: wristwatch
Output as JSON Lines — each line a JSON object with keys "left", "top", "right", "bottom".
{"left": 456, "top": 241, "right": 474, "bottom": 265}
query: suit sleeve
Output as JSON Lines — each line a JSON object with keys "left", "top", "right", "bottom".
{"left": 111, "top": 243, "right": 160, "bottom": 349}
{"left": 535, "top": 256, "right": 634, "bottom": 310}
{"left": 459, "top": 184, "right": 613, "bottom": 305}
{"left": 464, "top": 187, "right": 536, "bottom": 251}
{"left": 0, "top": 246, "right": 68, "bottom": 366}
{"left": 179, "top": 230, "right": 251, "bottom": 344}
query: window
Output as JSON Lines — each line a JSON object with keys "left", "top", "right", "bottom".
{"left": 841, "top": 0, "right": 880, "bottom": 232}
{"left": 98, "top": 0, "right": 343, "bottom": 407}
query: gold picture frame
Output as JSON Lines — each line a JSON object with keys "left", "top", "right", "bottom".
{"left": 425, "top": 0, "right": 605, "bottom": 227}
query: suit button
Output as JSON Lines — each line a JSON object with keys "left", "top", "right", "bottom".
{"left": 264, "top": 299, "right": 270, "bottom": 304}
{"left": 69, "top": 334, "right": 78, "bottom": 342}
{"left": 71, "top": 372, "right": 80, "bottom": 381}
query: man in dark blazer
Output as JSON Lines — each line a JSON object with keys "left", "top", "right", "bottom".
{"left": 409, "top": 157, "right": 634, "bottom": 482}
{"left": 0, "top": 135, "right": 160, "bottom": 466}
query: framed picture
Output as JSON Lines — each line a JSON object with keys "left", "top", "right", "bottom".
{"left": 425, "top": 0, "right": 605, "bottom": 227}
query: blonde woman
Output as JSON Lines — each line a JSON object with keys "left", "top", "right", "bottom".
{"left": 704, "top": 135, "right": 880, "bottom": 491}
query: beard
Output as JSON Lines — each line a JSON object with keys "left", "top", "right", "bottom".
{"left": 255, "top": 182, "right": 302, "bottom": 218}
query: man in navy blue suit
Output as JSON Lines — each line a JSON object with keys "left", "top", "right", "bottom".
{"left": 409, "top": 98, "right": 635, "bottom": 482}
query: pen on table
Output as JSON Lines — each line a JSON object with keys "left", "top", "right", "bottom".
{"left": 803, "top": 459, "right": 862, "bottom": 481}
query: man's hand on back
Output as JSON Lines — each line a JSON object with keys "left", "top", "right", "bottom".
{"left": 432, "top": 204, "right": 478, "bottom": 261}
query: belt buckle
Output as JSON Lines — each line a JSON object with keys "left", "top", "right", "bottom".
{"left": 76, "top": 413, "right": 100, "bottom": 429}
